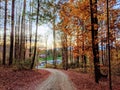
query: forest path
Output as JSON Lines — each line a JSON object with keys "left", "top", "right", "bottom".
{"left": 36, "top": 69, "right": 76, "bottom": 90}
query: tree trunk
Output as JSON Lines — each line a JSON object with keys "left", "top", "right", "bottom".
{"left": 76, "top": 30, "right": 79, "bottom": 68}
{"left": 23, "top": 0, "right": 26, "bottom": 60}
{"left": 20, "top": 0, "right": 26, "bottom": 60}
{"left": 17, "top": 15, "right": 21, "bottom": 60}
{"left": 61, "top": 33, "right": 68, "bottom": 70}
{"left": 30, "top": 0, "right": 40, "bottom": 69}
{"left": 65, "top": 34, "right": 68, "bottom": 70}
{"left": 90, "top": 0, "right": 101, "bottom": 83}
{"left": 9, "top": 0, "right": 15, "bottom": 65}
{"left": 45, "top": 35, "right": 48, "bottom": 68}
{"left": 29, "top": 0, "right": 32, "bottom": 58}
{"left": 69, "top": 36, "right": 73, "bottom": 67}
{"left": 53, "top": 17, "right": 57, "bottom": 68}
{"left": 3, "top": 0, "right": 7, "bottom": 65}
{"left": 107, "top": 0, "right": 112, "bottom": 89}
{"left": 14, "top": 6, "right": 18, "bottom": 61}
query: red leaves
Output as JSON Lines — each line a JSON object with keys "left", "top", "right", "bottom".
{"left": 64, "top": 70, "right": 120, "bottom": 90}
{"left": 0, "top": 67, "right": 50, "bottom": 90}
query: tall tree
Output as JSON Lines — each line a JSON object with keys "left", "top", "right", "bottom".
{"left": 29, "top": 0, "right": 32, "bottom": 58}
{"left": 53, "top": 13, "right": 57, "bottom": 68}
{"left": 9, "top": 0, "right": 15, "bottom": 65}
{"left": 61, "top": 32, "right": 68, "bottom": 70}
{"left": 3, "top": 0, "right": 7, "bottom": 65}
{"left": 14, "top": 1, "right": 19, "bottom": 60}
{"left": 90, "top": 0, "right": 101, "bottom": 83}
{"left": 14, "top": 0, "right": 22, "bottom": 61}
{"left": 45, "top": 34, "right": 48, "bottom": 68}
{"left": 30, "top": 0, "right": 40, "bottom": 69}
{"left": 20, "top": 0, "right": 26, "bottom": 60}
{"left": 107, "top": 0, "right": 112, "bottom": 89}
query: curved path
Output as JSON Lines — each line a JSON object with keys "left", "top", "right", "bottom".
{"left": 36, "top": 69, "right": 76, "bottom": 90}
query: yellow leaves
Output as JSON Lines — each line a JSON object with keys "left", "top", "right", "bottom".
{"left": 60, "top": 0, "right": 90, "bottom": 23}
{"left": 86, "top": 24, "right": 91, "bottom": 31}
{"left": 98, "top": 14, "right": 107, "bottom": 21}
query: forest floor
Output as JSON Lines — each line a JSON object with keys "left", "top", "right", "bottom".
{"left": 0, "top": 67, "right": 120, "bottom": 90}
{"left": 0, "top": 67, "right": 50, "bottom": 90}
{"left": 64, "top": 69, "right": 120, "bottom": 90}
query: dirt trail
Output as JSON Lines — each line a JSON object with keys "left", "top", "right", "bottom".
{"left": 36, "top": 69, "right": 76, "bottom": 90}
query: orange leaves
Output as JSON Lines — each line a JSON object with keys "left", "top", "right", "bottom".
{"left": 59, "top": 0, "right": 119, "bottom": 63}
{"left": 94, "top": 24, "right": 99, "bottom": 30}
{"left": 69, "top": 0, "right": 74, "bottom": 3}
{"left": 110, "top": 22, "right": 115, "bottom": 29}
{"left": 59, "top": 0, "right": 91, "bottom": 36}
{"left": 117, "top": 23, "right": 120, "bottom": 29}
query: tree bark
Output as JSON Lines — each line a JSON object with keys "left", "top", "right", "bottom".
{"left": 90, "top": 0, "right": 101, "bottom": 83}
{"left": 45, "top": 35, "right": 48, "bottom": 68}
{"left": 53, "top": 15, "right": 57, "bottom": 68}
{"left": 30, "top": 0, "right": 40, "bottom": 69}
{"left": 14, "top": 5, "right": 18, "bottom": 61}
{"left": 3, "top": 0, "right": 7, "bottom": 65}
{"left": 29, "top": 0, "right": 32, "bottom": 58}
{"left": 9, "top": 0, "right": 15, "bottom": 65}
{"left": 107, "top": 0, "right": 112, "bottom": 89}
{"left": 61, "top": 33, "right": 68, "bottom": 70}
{"left": 20, "top": 0, "right": 26, "bottom": 60}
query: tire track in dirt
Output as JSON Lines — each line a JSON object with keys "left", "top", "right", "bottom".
{"left": 36, "top": 69, "right": 76, "bottom": 90}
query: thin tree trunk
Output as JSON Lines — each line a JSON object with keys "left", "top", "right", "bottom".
{"left": 29, "top": 22, "right": 32, "bottom": 57}
{"left": 20, "top": 12, "right": 24, "bottom": 60}
{"left": 14, "top": 25, "right": 17, "bottom": 60}
{"left": 0, "top": 0, "right": 1, "bottom": 61}
{"left": 61, "top": 34, "right": 65, "bottom": 69}
{"left": 52, "top": 6, "right": 57, "bottom": 68}
{"left": 65, "top": 34, "right": 68, "bottom": 70}
{"left": 53, "top": 20, "right": 56, "bottom": 68}
{"left": 29, "top": 0, "right": 32, "bottom": 57}
{"left": 45, "top": 35, "right": 48, "bottom": 68}
{"left": 76, "top": 29, "right": 79, "bottom": 68}
{"left": 17, "top": 15, "right": 21, "bottom": 60}
{"left": 9, "top": 0, "right": 15, "bottom": 65}
{"left": 20, "top": 0, "right": 26, "bottom": 60}
{"left": 30, "top": 0, "right": 40, "bottom": 69}
{"left": 107, "top": 0, "right": 112, "bottom": 89}
{"left": 69, "top": 36, "right": 73, "bottom": 67}
{"left": 3, "top": 0, "right": 7, "bottom": 65}
{"left": 23, "top": 0, "right": 26, "bottom": 60}
{"left": 101, "top": 39, "right": 104, "bottom": 65}
{"left": 14, "top": 5, "right": 18, "bottom": 60}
